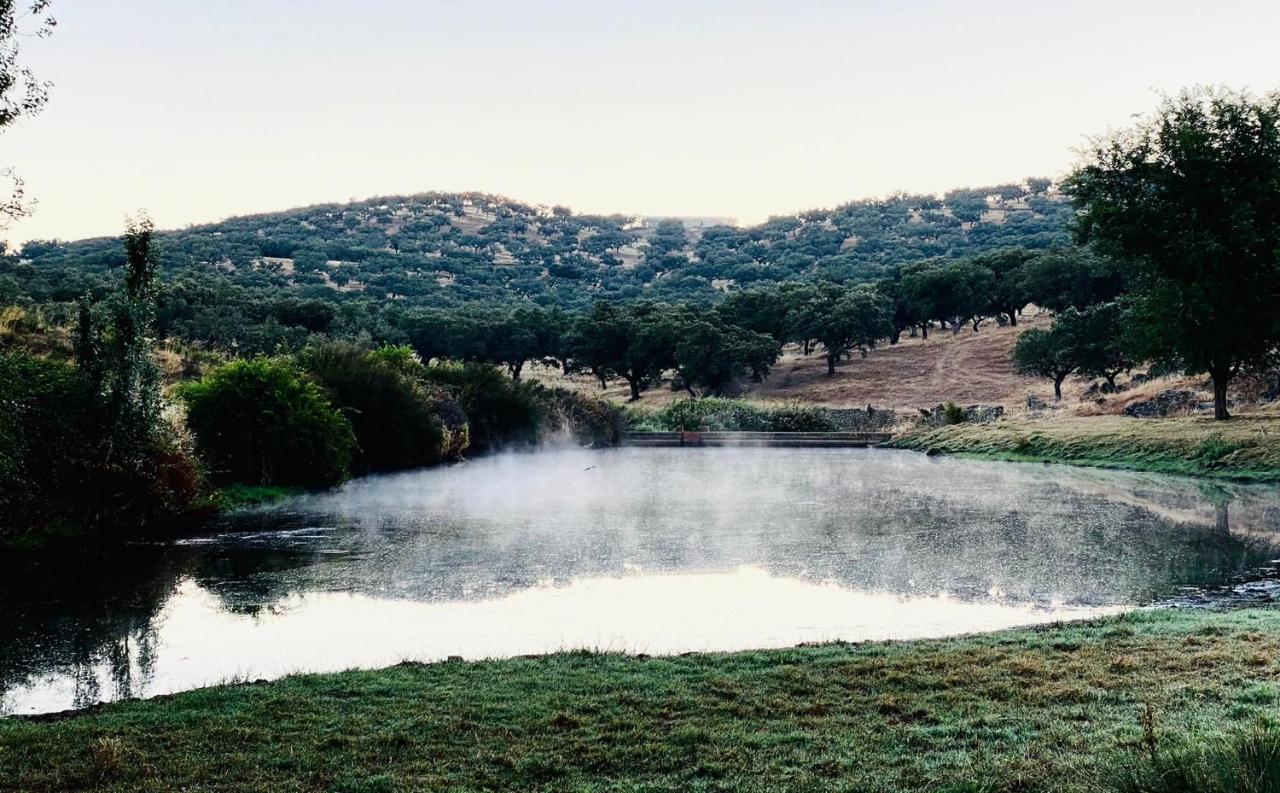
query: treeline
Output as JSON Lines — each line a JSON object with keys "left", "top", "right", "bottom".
{"left": 388, "top": 246, "right": 1122, "bottom": 398}
{"left": 0, "top": 221, "right": 623, "bottom": 541}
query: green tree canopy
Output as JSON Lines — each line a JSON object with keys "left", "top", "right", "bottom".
{"left": 1064, "top": 87, "right": 1280, "bottom": 419}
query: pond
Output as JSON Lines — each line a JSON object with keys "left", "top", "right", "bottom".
{"left": 3, "top": 447, "right": 1280, "bottom": 716}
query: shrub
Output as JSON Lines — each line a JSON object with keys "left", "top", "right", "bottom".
{"left": 634, "top": 399, "right": 838, "bottom": 432}
{"left": 0, "top": 352, "right": 199, "bottom": 537}
{"left": 179, "top": 357, "right": 356, "bottom": 488}
{"left": 943, "top": 402, "right": 967, "bottom": 425}
{"left": 538, "top": 387, "right": 625, "bottom": 446}
{"left": 298, "top": 341, "right": 456, "bottom": 472}
{"left": 421, "top": 361, "right": 543, "bottom": 451}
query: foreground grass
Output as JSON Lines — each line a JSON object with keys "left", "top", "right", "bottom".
{"left": 4, "top": 609, "right": 1280, "bottom": 792}
{"left": 895, "top": 414, "right": 1280, "bottom": 482}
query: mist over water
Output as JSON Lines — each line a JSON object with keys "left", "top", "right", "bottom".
{"left": 4, "top": 448, "right": 1280, "bottom": 716}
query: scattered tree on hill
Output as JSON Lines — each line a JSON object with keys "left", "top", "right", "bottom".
{"left": 1065, "top": 88, "right": 1280, "bottom": 419}
{"left": 673, "top": 317, "right": 779, "bottom": 397}
{"left": 1013, "top": 316, "right": 1083, "bottom": 401}
{"left": 1070, "top": 302, "right": 1136, "bottom": 389}
{"left": 973, "top": 248, "right": 1035, "bottom": 326}
{"left": 787, "top": 285, "right": 893, "bottom": 375}
{"left": 1017, "top": 248, "right": 1123, "bottom": 313}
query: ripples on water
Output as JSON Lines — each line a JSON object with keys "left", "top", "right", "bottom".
{"left": 3, "top": 447, "right": 1279, "bottom": 715}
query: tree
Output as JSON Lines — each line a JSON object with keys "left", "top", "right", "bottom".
{"left": 1, "top": 1, "right": 55, "bottom": 227}
{"left": 973, "top": 248, "right": 1035, "bottom": 326}
{"left": 1017, "top": 248, "right": 1123, "bottom": 313}
{"left": 1069, "top": 302, "right": 1136, "bottom": 389}
{"left": 673, "top": 317, "right": 779, "bottom": 397}
{"left": 564, "top": 302, "right": 677, "bottom": 400}
{"left": 788, "top": 285, "right": 893, "bottom": 375}
{"left": 298, "top": 341, "right": 453, "bottom": 472}
{"left": 1064, "top": 88, "right": 1280, "bottom": 419}
{"left": 1013, "top": 315, "right": 1083, "bottom": 400}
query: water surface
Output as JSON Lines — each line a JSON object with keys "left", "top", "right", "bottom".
{"left": 3, "top": 448, "right": 1279, "bottom": 715}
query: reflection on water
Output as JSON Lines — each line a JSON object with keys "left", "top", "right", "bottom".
{"left": 3, "top": 448, "right": 1279, "bottom": 715}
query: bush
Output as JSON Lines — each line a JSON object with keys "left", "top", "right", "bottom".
{"left": 421, "top": 361, "right": 543, "bottom": 451}
{"left": 298, "top": 341, "right": 458, "bottom": 472}
{"left": 179, "top": 357, "right": 356, "bottom": 488}
{"left": 0, "top": 352, "right": 199, "bottom": 537}
{"left": 539, "top": 387, "right": 625, "bottom": 446}
{"left": 943, "top": 401, "right": 967, "bottom": 425}
{"left": 633, "top": 398, "right": 838, "bottom": 432}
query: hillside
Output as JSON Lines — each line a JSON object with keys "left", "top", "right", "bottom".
{"left": 539, "top": 313, "right": 1052, "bottom": 410}
{"left": 3, "top": 182, "right": 1072, "bottom": 312}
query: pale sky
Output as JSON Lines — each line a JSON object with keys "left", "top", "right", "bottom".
{"left": 3, "top": 0, "right": 1279, "bottom": 243}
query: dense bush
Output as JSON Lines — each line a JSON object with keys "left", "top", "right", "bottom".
{"left": 0, "top": 352, "right": 200, "bottom": 536}
{"left": 538, "top": 386, "right": 625, "bottom": 446}
{"left": 298, "top": 341, "right": 461, "bottom": 472}
{"left": 179, "top": 358, "right": 356, "bottom": 488}
{"left": 421, "top": 361, "right": 545, "bottom": 451}
{"left": 632, "top": 398, "right": 838, "bottom": 432}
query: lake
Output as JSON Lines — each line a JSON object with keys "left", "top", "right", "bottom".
{"left": 3, "top": 447, "right": 1279, "bottom": 716}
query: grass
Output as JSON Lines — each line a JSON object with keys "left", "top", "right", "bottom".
{"left": 201, "top": 483, "right": 301, "bottom": 510}
{"left": 894, "top": 414, "right": 1280, "bottom": 482}
{"left": 4, "top": 608, "right": 1280, "bottom": 792}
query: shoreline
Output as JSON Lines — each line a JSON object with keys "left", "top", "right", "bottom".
{"left": 891, "top": 414, "right": 1280, "bottom": 483}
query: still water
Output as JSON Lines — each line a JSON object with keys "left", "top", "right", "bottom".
{"left": 4, "top": 447, "right": 1280, "bottom": 715}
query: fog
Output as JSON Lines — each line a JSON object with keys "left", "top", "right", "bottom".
{"left": 5, "top": 448, "right": 1280, "bottom": 715}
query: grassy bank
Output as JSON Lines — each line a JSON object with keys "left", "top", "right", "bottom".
{"left": 4, "top": 608, "right": 1280, "bottom": 792}
{"left": 895, "top": 414, "right": 1280, "bottom": 482}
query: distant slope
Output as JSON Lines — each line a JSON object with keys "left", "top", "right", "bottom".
{"left": 539, "top": 313, "right": 1054, "bottom": 410}
{"left": 5, "top": 182, "right": 1073, "bottom": 309}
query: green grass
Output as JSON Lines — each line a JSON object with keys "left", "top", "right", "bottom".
{"left": 4, "top": 608, "right": 1280, "bottom": 792}
{"left": 201, "top": 483, "right": 301, "bottom": 510}
{"left": 894, "top": 415, "right": 1280, "bottom": 482}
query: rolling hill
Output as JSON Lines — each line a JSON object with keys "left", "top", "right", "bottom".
{"left": 3, "top": 181, "right": 1073, "bottom": 312}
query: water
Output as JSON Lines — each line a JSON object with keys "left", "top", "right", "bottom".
{"left": 3, "top": 447, "right": 1279, "bottom": 716}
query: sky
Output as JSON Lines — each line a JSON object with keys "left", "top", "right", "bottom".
{"left": 2, "top": 0, "right": 1279, "bottom": 243}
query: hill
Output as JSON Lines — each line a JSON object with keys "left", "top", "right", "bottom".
{"left": 3, "top": 182, "right": 1072, "bottom": 315}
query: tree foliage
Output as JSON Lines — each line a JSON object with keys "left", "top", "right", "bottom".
{"left": 180, "top": 358, "right": 357, "bottom": 488}
{"left": 1064, "top": 87, "right": 1280, "bottom": 419}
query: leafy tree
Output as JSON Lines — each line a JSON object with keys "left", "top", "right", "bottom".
{"left": 1013, "top": 314, "right": 1084, "bottom": 400}
{"left": 1065, "top": 87, "right": 1280, "bottom": 419}
{"left": 1017, "top": 248, "right": 1123, "bottom": 313}
{"left": 421, "top": 361, "right": 543, "bottom": 451}
{"left": 1, "top": 0, "right": 55, "bottom": 227}
{"left": 973, "top": 248, "right": 1035, "bottom": 325}
{"left": 1069, "top": 302, "right": 1136, "bottom": 388}
{"left": 788, "top": 285, "right": 893, "bottom": 375}
{"left": 673, "top": 317, "right": 778, "bottom": 396}
{"left": 180, "top": 358, "right": 356, "bottom": 488}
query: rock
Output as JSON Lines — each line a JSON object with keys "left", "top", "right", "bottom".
{"left": 828, "top": 407, "right": 897, "bottom": 431}
{"left": 1026, "top": 393, "right": 1048, "bottom": 412}
{"left": 917, "top": 403, "right": 1004, "bottom": 427}
{"left": 1123, "top": 389, "right": 1198, "bottom": 418}
{"left": 1129, "top": 372, "right": 1151, "bottom": 386}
